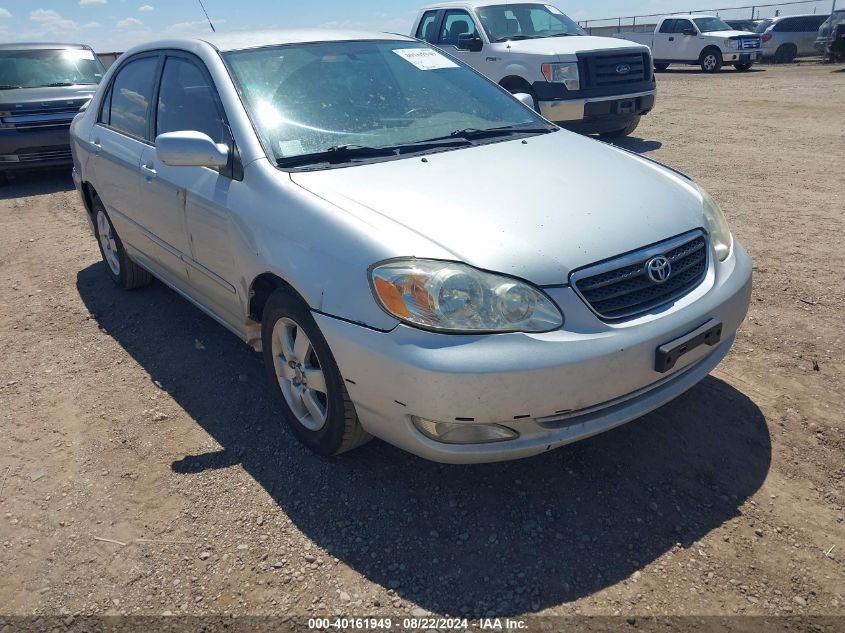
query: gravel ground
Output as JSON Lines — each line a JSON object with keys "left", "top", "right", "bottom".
{"left": 0, "top": 63, "right": 843, "bottom": 620}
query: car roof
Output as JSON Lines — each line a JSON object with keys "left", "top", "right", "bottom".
{"left": 663, "top": 14, "right": 720, "bottom": 20}
{"left": 768, "top": 13, "right": 829, "bottom": 22}
{"left": 418, "top": 1, "right": 537, "bottom": 10}
{"left": 125, "top": 28, "right": 414, "bottom": 55}
{"left": 0, "top": 42, "right": 93, "bottom": 51}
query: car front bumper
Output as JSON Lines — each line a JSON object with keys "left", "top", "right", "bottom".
{"left": 723, "top": 51, "right": 762, "bottom": 63}
{"left": 539, "top": 91, "right": 656, "bottom": 134}
{"left": 316, "top": 243, "right": 753, "bottom": 464}
{"left": 0, "top": 126, "right": 73, "bottom": 171}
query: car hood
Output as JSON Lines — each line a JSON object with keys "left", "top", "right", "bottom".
{"left": 289, "top": 131, "right": 706, "bottom": 286}
{"left": 497, "top": 35, "right": 648, "bottom": 56}
{"left": 705, "top": 29, "right": 759, "bottom": 38}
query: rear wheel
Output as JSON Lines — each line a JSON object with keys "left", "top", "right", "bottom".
{"left": 734, "top": 62, "right": 753, "bottom": 71}
{"left": 261, "top": 288, "right": 371, "bottom": 456}
{"left": 774, "top": 44, "right": 797, "bottom": 63}
{"left": 654, "top": 63, "right": 670, "bottom": 71}
{"left": 700, "top": 49, "right": 723, "bottom": 73}
{"left": 92, "top": 197, "right": 151, "bottom": 290}
{"left": 599, "top": 116, "right": 641, "bottom": 138}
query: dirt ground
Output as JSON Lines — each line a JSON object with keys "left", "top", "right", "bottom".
{"left": 0, "top": 63, "right": 843, "bottom": 621}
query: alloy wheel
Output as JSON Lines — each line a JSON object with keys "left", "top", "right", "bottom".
{"left": 96, "top": 210, "right": 120, "bottom": 276}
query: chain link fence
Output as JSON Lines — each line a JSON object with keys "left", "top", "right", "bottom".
{"left": 579, "top": 0, "right": 837, "bottom": 35}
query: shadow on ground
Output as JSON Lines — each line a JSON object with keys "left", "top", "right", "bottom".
{"left": 657, "top": 67, "right": 766, "bottom": 74}
{"left": 604, "top": 136, "right": 663, "bottom": 154}
{"left": 77, "top": 262, "right": 771, "bottom": 616}
{"left": 0, "top": 169, "right": 74, "bottom": 200}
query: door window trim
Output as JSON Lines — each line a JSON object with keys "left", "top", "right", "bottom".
{"left": 437, "top": 8, "right": 482, "bottom": 47}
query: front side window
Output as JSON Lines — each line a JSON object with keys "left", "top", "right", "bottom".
{"left": 692, "top": 17, "right": 732, "bottom": 32}
{"left": 674, "top": 19, "right": 696, "bottom": 33}
{"left": 476, "top": 3, "right": 584, "bottom": 42}
{"left": 439, "top": 10, "right": 480, "bottom": 46}
{"left": 223, "top": 40, "right": 550, "bottom": 169}
{"left": 156, "top": 56, "right": 225, "bottom": 142}
{"left": 106, "top": 56, "right": 158, "bottom": 139}
{"left": 416, "top": 11, "right": 439, "bottom": 43}
{"left": 0, "top": 48, "right": 104, "bottom": 89}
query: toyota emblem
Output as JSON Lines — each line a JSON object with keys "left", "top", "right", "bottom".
{"left": 645, "top": 256, "right": 672, "bottom": 284}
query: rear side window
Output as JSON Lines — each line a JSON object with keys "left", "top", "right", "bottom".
{"left": 416, "top": 11, "right": 439, "bottom": 42}
{"left": 659, "top": 19, "right": 676, "bottom": 33}
{"left": 156, "top": 56, "right": 225, "bottom": 142}
{"left": 439, "top": 10, "right": 479, "bottom": 46}
{"left": 103, "top": 56, "right": 158, "bottom": 139}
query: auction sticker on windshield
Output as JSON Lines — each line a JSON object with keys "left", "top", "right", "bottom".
{"left": 393, "top": 48, "right": 459, "bottom": 70}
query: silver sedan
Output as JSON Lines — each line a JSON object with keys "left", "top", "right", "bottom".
{"left": 70, "top": 29, "right": 751, "bottom": 463}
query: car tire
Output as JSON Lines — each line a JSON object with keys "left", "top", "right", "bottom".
{"left": 734, "top": 63, "right": 753, "bottom": 71}
{"left": 0, "top": 171, "right": 8, "bottom": 187}
{"left": 599, "top": 116, "right": 641, "bottom": 138}
{"left": 261, "top": 288, "right": 371, "bottom": 456}
{"left": 774, "top": 44, "right": 797, "bottom": 63}
{"left": 92, "top": 197, "right": 152, "bottom": 290}
{"left": 700, "top": 49, "right": 723, "bottom": 73}
{"left": 654, "top": 63, "right": 670, "bottom": 71}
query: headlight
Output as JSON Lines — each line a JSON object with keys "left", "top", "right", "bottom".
{"left": 698, "top": 186, "right": 733, "bottom": 262}
{"left": 724, "top": 39, "right": 740, "bottom": 50}
{"left": 370, "top": 259, "right": 563, "bottom": 333}
{"left": 541, "top": 62, "right": 580, "bottom": 90}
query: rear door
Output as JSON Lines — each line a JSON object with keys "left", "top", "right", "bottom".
{"left": 140, "top": 52, "right": 242, "bottom": 325}
{"left": 88, "top": 53, "right": 162, "bottom": 267}
{"left": 652, "top": 19, "right": 677, "bottom": 60}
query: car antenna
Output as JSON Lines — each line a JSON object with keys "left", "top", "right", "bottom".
{"left": 197, "top": 0, "right": 216, "bottom": 32}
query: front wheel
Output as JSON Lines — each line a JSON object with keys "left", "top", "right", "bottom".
{"left": 599, "top": 117, "right": 641, "bottom": 138}
{"left": 700, "top": 50, "right": 723, "bottom": 73}
{"left": 734, "top": 63, "right": 753, "bottom": 71}
{"left": 261, "top": 289, "right": 371, "bottom": 456}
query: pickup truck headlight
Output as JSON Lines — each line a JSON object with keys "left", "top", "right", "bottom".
{"left": 370, "top": 259, "right": 563, "bottom": 333}
{"left": 541, "top": 62, "right": 580, "bottom": 90}
{"left": 724, "top": 39, "right": 740, "bottom": 50}
{"left": 698, "top": 186, "right": 733, "bottom": 262}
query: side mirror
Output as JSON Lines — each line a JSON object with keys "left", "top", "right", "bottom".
{"left": 155, "top": 131, "right": 229, "bottom": 168}
{"left": 682, "top": 29, "right": 698, "bottom": 36}
{"left": 457, "top": 33, "right": 483, "bottom": 52}
{"left": 512, "top": 92, "right": 536, "bottom": 111}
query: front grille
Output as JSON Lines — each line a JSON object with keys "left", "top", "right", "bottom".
{"left": 1, "top": 111, "right": 78, "bottom": 130}
{"left": 739, "top": 37, "right": 761, "bottom": 49}
{"left": 16, "top": 148, "right": 73, "bottom": 162}
{"left": 578, "top": 50, "right": 651, "bottom": 89}
{"left": 571, "top": 232, "right": 708, "bottom": 320}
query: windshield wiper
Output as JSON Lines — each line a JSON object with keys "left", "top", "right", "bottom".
{"left": 0, "top": 84, "right": 23, "bottom": 90}
{"left": 493, "top": 35, "right": 539, "bottom": 42}
{"left": 549, "top": 33, "right": 579, "bottom": 37}
{"left": 447, "top": 125, "right": 555, "bottom": 141}
{"left": 277, "top": 144, "right": 398, "bottom": 168}
{"left": 44, "top": 82, "right": 76, "bottom": 87}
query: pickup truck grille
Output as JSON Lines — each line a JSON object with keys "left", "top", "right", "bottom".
{"left": 15, "top": 147, "right": 73, "bottom": 162}
{"left": 738, "top": 37, "right": 761, "bottom": 49}
{"left": 578, "top": 50, "right": 651, "bottom": 89}
{"left": 571, "top": 232, "right": 708, "bottom": 320}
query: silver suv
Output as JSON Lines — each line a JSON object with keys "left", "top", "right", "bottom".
{"left": 70, "top": 30, "right": 752, "bottom": 463}
{"left": 758, "top": 13, "right": 830, "bottom": 62}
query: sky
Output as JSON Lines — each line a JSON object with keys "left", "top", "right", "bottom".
{"left": 0, "top": 0, "right": 836, "bottom": 52}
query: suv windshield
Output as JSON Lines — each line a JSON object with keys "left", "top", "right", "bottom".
{"left": 693, "top": 17, "right": 734, "bottom": 32}
{"left": 476, "top": 3, "right": 584, "bottom": 42}
{"left": 0, "top": 48, "right": 104, "bottom": 89}
{"left": 224, "top": 40, "right": 552, "bottom": 168}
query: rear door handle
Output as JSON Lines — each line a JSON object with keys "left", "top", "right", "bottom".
{"left": 91, "top": 139, "right": 101, "bottom": 154}
{"left": 141, "top": 161, "right": 157, "bottom": 180}
{"left": 668, "top": 37, "right": 675, "bottom": 41}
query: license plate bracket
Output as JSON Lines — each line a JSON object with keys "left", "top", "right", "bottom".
{"left": 655, "top": 319, "right": 723, "bottom": 373}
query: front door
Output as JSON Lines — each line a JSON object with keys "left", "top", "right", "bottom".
{"left": 436, "top": 9, "right": 484, "bottom": 70}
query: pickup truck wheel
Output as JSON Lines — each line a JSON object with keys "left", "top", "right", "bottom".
{"left": 261, "top": 289, "right": 371, "bottom": 457}
{"left": 734, "top": 63, "right": 753, "bottom": 71}
{"left": 700, "top": 49, "right": 723, "bottom": 73}
{"left": 654, "top": 63, "right": 670, "bottom": 71}
{"left": 0, "top": 171, "right": 8, "bottom": 187}
{"left": 92, "top": 198, "right": 151, "bottom": 290}
{"left": 599, "top": 116, "right": 641, "bottom": 138}
{"left": 774, "top": 44, "right": 797, "bottom": 63}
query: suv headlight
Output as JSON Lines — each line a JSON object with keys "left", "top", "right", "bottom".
{"left": 370, "top": 259, "right": 563, "bottom": 333}
{"left": 541, "top": 62, "right": 580, "bottom": 90}
{"left": 698, "top": 186, "right": 733, "bottom": 262}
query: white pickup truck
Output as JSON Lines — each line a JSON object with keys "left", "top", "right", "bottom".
{"left": 613, "top": 14, "right": 762, "bottom": 73}
{"left": 411, "top": 1, "right": 656, "bottom": 137}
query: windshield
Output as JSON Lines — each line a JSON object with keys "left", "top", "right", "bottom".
{"left": 0, "top": 48, "right": 104, "bottom": 88}
{"left": 755, "top": 19, "right": 774, "bottom": 33}
{"left": 224, "top": 40, "right": 550, "bottom": 168}
{"left": 476, "top": 3, "right": 584, "bottom": 42}
{"left": 693, "top": 17, "right": 733, "bottom": 32}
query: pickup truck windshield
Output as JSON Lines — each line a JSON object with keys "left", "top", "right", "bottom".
{"left": 0, "top": 49, "right": 104, "bottom": 89}
{"left": 224, "top": 40, "right": 551, "bottom": 167}
{"left": 476, "top": 3, "right": 584, "bottom": 42}
{"left": 693, "top": 17, "right": 734, "bottom": 33}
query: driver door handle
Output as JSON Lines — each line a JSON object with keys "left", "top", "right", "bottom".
{"left": 91, "top": 139, "right": 101, "bottom": 154}
{"left": 141, "top": 161, "right": 157, "bottom": 181}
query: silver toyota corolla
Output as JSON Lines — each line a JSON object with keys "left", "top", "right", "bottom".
{"left": 70, "top": 29, "right": 752, "bottom": 463}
